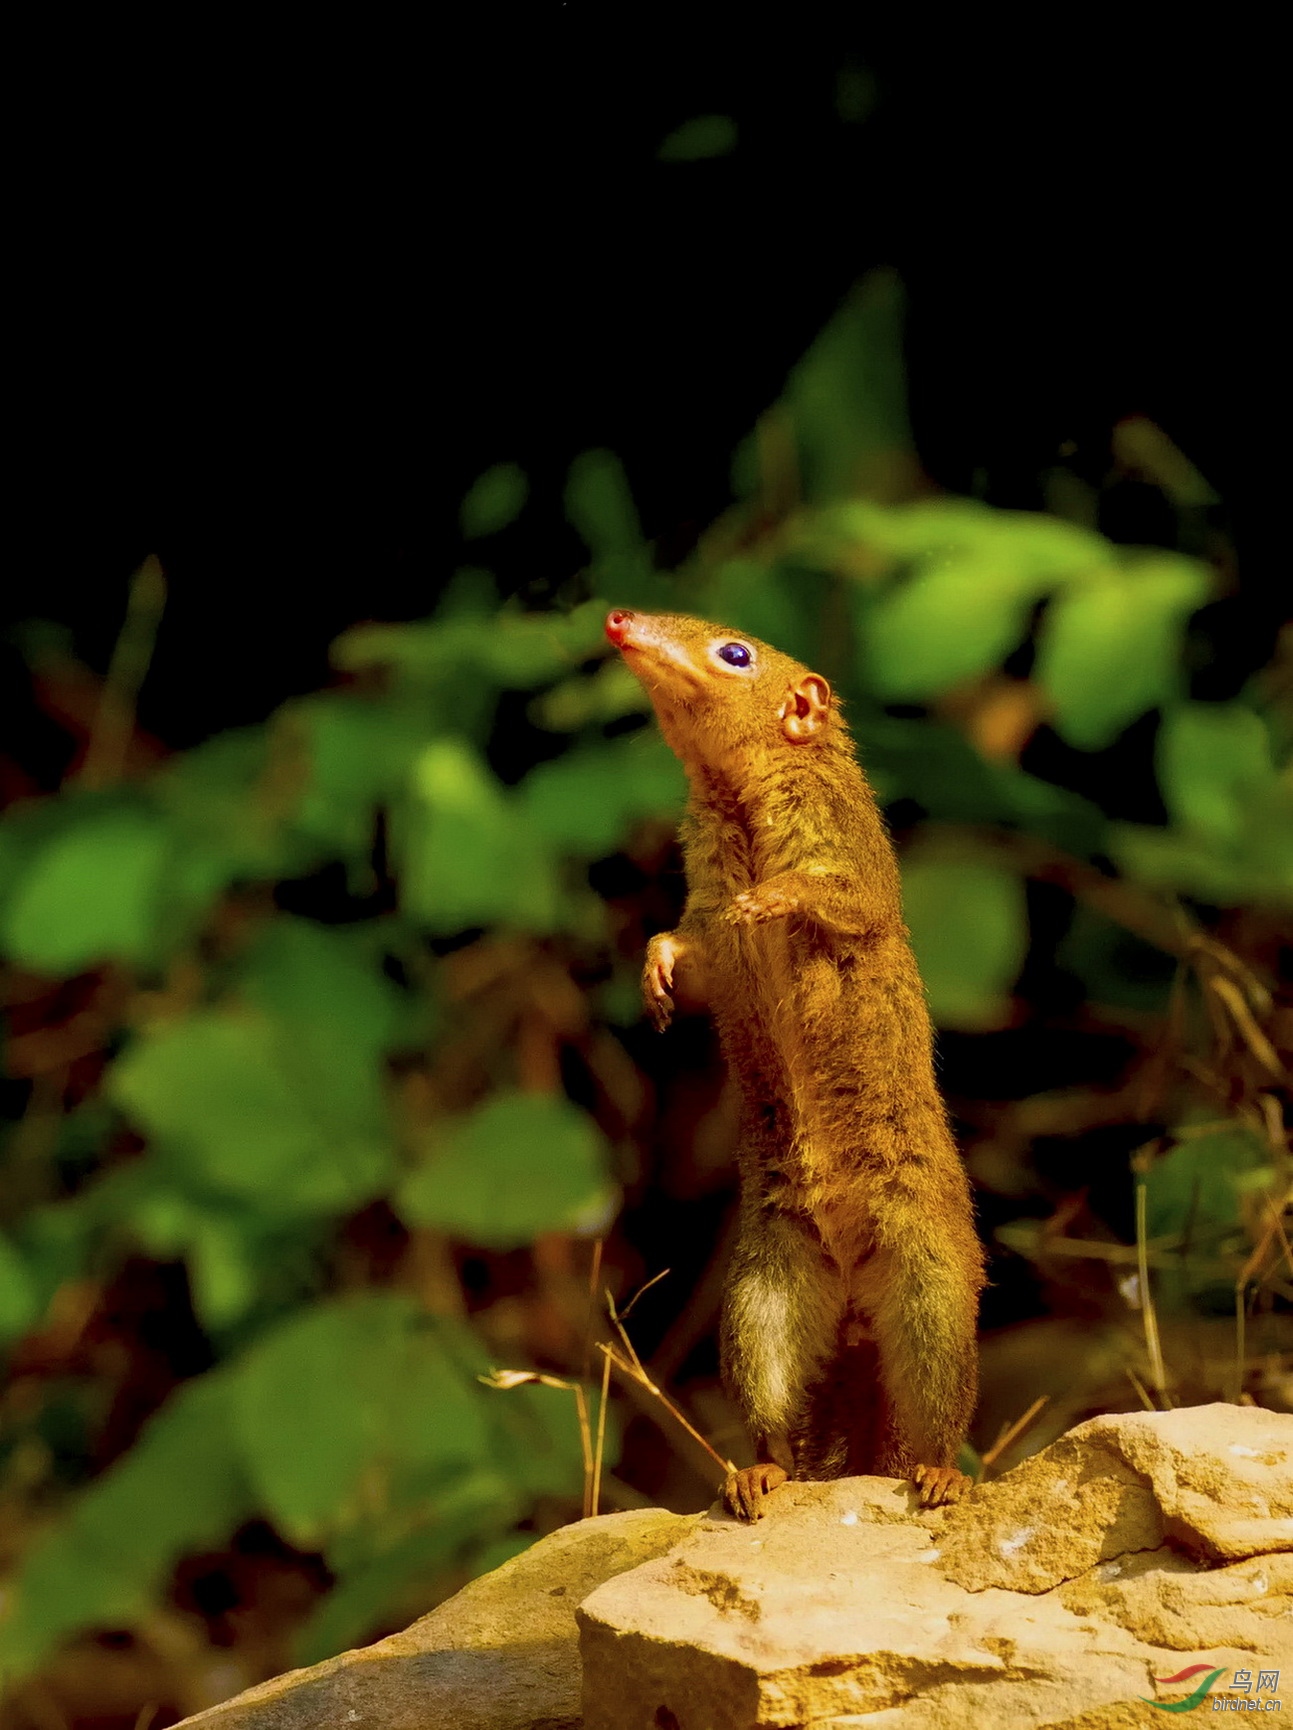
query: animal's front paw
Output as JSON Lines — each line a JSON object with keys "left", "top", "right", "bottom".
{"left": 727, "top": 887, "right": 800, "bottom": 927}
{"left": 642, "top": 935, "right": 679, "bottom": 1032}
{"left": 912, "top": 1464, "right": 972, "bottom": 1508}
{"left": 723, "top": 1462, "right": 789, "bottom": 1521}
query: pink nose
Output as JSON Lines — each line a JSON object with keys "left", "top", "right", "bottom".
{"left": 605, "top": 609, "right": 634, "bottom": 645}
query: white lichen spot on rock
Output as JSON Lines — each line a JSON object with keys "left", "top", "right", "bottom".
{"left": 840, "top": 1510, "right": 858, "bottom": 1526}
{"left": 997, "top": 1526, "right": 1037, "bottom": 1557}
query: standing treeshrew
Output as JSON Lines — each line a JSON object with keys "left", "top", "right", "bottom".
{"left": 606, "top": 608, "right": 985, "bottom": 1518}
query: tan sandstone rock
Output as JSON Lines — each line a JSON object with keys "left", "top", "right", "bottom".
{"left": 577, "top": 1406, "right": 1293, "bottom": 1729}
{"left": 175, "top": 1507, "right": 698, "bottom": 1730}
{"left": 936, "top": 1402, "right": 1293, "bottom": 1595}
{"left": 177, "top": 1405, "right": 1293, "bottom": 1729}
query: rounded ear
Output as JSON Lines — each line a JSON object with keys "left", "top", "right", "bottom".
{"left": 779, "top": 674, "right": 831, "bottom": 741}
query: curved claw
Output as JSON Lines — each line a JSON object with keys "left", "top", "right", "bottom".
{"left": 723, "top": 1462, "right": 789, "bottom": 1521}
{"left": 727, "top": 888, "right": 800, "bottom": 927}
{"left": 912, "top": 1464, "right": 972, "bottom": 1508}
{"left": 642, "top": 960, "right": 674, "bottom": 1031}
{"left": 643, "top": 935, "right": 681, "bottom": 1031}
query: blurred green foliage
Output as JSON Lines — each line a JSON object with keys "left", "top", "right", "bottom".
{"left": 1, "top": 271, "right": 1289, "bottom": 1694}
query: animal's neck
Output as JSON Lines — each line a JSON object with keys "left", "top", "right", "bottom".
{"left": 683, "top": 739, "right": 848, "bottom": 854}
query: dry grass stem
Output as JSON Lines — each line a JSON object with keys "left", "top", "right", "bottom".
{"left": 1126, "top": 1367, "right": 1157, "bottom": 1412}
{"left": 597, "top": 1342, "right": 735, "bottom": 1478}
{"left": 81, "top": 555, "right": 167, "bottom": 791}
{"left": 591, "top": 1338, "right": 612, "bottom": 1518}
{"left": 1206, "top": 974, "right": 1284, "bottom": 1077}
{"left": 479, "top": 1369, "right": 596, "bottom": 1515}
{"left": 1134, "top": 1175, "right": 1169, "bottom": 1406}
{"left": 617, "top": 1267, "right": 670, "bottom": 1324}
{"left": 980, "top": 1395, "right": 1049, "bottom": 1473}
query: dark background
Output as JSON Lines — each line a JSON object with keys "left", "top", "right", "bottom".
{"left": 7, "top": 14, "right": 1259, "bottom": 771}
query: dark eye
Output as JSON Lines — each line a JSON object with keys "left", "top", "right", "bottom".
{"left": 716, "top": 642, "right": 752, "bottom": 668}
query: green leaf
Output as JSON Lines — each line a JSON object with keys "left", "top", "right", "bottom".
{"left": 565, "top": 449, "right": 642, "bottom": 559}
{"left": 1055, "top": 904, "right": 1176, "bottom": 1014}
{"left": 230, "top": 1295, "right": 492, "bottom": 1546}
{"left": 399, "top": 740, "right": 560, "bottom": 933}
{"left": 901, "top": 856, "right": 1027, "bottom": 1029}
{"left": 785, "top": 272, "right": 913, "bottom": 501}
{"left": 396, "top": 1092, "right": 614, "bottom": 1248}
{"left": 0, "top": 1372, "right": 251, "bottom": 1682}
{"left": 0, "top": 1233, "right": 39, "bottom": 1342}
{"left": 853, "top": 713, "right": 1108, "bottom": 855}
{"left": 1157, "top": 703, "right": 1277, "bottom": 844}
{"left": 831, "top": 497, "right": 1107, "bottom": 575}
{"left": 333, "top": 604, "right": 608, "bottom": 697}
{"left": 1111, "top": 819, "right": 1293, "bottom": 911}
{"left": 1035, "top": 555, "right": 1212, "bottom": 749}
{"left": 657, "top": 114, "right": 737, "bottom": 161}
{"left": 1145, "top": 1127, "right": 1268, "bottom": 1241}
{"left": 1144, "top": 1126, "right": 1271, "bottom": 1309}
{"left": 187, "top": 1214, "right": 259, "bottom": 1329}
{"left": 155, "top": 727, "right": 287, "bottom": 883}
{"left": 0, "top": 805, "right": 170, "bottom": 973}
{"left": 520, "top": 733, "right": 686, "bottom": 856}
{"left": 289, "top": 695, "right": 428, "bottom": 861}
{"left": 459, "top": 463, "right": 529, "bottom": 540}
{"left": 239, "top": 917, "right": 401, "bottom": 1062}
{"left": 529, "top": 658, "right": 649, "bottom": 732}
{"left": 836, "top": 500, "right": 1109, "bottom": 700}
{"left": 860, "top": 557, "right": 1043, "bottom": 700}
{"left": 704, "top": 561, "right": 832, "bottom": 667}
{"left": 109, "top": 1008, "right": 392, "bottom": 1214}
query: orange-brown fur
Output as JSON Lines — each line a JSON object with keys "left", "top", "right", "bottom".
{"left": 606, "top": 609, "right": 985, "bottom": 1517}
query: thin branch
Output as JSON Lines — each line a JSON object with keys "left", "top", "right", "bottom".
{"left": 1125, "top": 1367, "right": 1157, "bottom": 1412}
{"left": 617, "top": 1267, "right": 670, "bottom": 1324}
{"left": 597, "top": 1342, "right": 734, "bottom": 1478}
{"left": 1206, "top": 975, "right": 1284, "bottom": 1079}
{"left": 1134, "top": 1171, "right": 1169, "bottom": 1406}
{"left": 979, "top": 1396, "right": 1049, "bottom": 1473}
{"left": 80, "top": 555, "right": 167, "bottom": 790}
{"left": 591, "top": 1337, "right": 612, "bottom": 1518}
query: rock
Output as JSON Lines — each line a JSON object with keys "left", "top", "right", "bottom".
{"left": 1059, "top": 1545, "right": 1293, "bottom": 1652}
{"left": 577, "top": 1406, "right": 1293, "bottom": 1729}
{"left": 174, "top": 1508, "right": 698, "bottom": 1730}
{"left": 937, "top": 1402, "right": 1293, "bottom": 1594}
{"left": 178, "top": 1406, "right": 1293, "bottom": 1729}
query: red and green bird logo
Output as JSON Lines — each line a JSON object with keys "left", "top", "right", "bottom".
{"left": 1139, "top": 1665, "right": 1229, "bottom": 1713}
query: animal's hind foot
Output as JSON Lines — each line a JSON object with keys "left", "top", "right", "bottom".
{"left": 912, "top": 1464, "right": 972, "bottom": 1508}
{"left": 723, "top": 1462, "right": 789, "bottom": 1521}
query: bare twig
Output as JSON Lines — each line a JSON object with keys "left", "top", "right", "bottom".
{"left": 591, "top": 1335, "right": 612, "bottom": 1518}
{"left": 1133, "top": 1162, "right": 1169, "bottom": 1406}
{"left": 1265, "top": 1194, "right": 1293, "bottom": 1281}
{"left": 80, "top": 554, "right": 167, "bottom": 790}
{"left": 1206, "top": 975, "right": 1284, "bottom": 1078}
{"left": 979, "top": 1396, "right": 1049, "bottom": 1473}
{"left": 597, "top": 1341, "right": 734, "bottom": 1479}
{"left": 1126, "top": 1367, "right": 1157, "bottom": 1412}
{"left": 479, "top": 1369, "right": 596, "bottom": 1514}
{"left": 581, "top": 1238, "right": 604, "bottom": 1387}
{"left": 617, "top": 1267, "right": 670, "bottom": 1324}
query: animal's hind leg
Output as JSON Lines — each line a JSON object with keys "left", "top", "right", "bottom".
{"left": 720, "top": 1208, "right": 845, "bottom": 1519}
{"left": 862, "top": 1238, "right": 981, "bottom": 1508}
